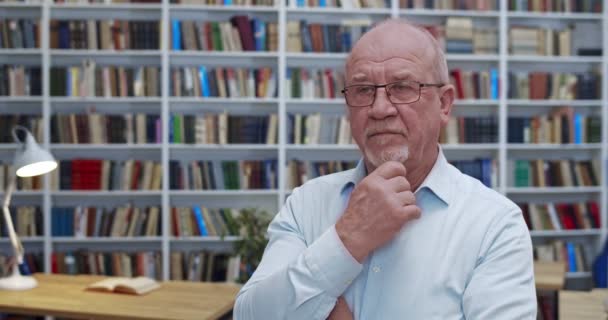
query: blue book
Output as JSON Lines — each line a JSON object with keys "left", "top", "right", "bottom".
{"left": 300, "top": 22, "right": 313, "bottom": 52}
{"left": 574, "top": 113, "right": 583, "bottom": 144}
{"left": 322, "top": 25, "right": 330, "bottom": 52}
{"left": 490, "top": 69, "right": 499, "bottom": 100}
{"left": 296, "top": 0, "right": 305, "bottom": 6}
{"left": 224, "top": 0, "right": 232, "bottom": 4}
{"left": 318, "top": 0, "right": 326, "bottom": 6}
{"left": 341, "top": 28, "right": 351, "bottom": 52}
{"left": 192, "top": 206, "right": 208, "bottom": 236}
{"left": 566, "top": 242, "right": 577, "bottom": 272}
{"left": 253, "top": 19, "right": 266, "bottom": 51}
{"left": 169, "top": 114, "right": 174, "bottom": 143}
{"left": 198, "top": 66, "right": 210, "bottom": 97}
{"left": 171, "top": 20, "right": 182, "bottom": 51}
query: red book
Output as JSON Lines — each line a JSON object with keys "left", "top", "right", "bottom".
{"left": 131, "top": 161, "right": 141, "bottom": 190}
{"left": 171, "top": 207, "right": 180, "bottom": 236}
{"left": 450, "top": 69, "right": 465, "bottom": 99}
{"left": 588, "top": 201, "right": 601, "bottom": 228}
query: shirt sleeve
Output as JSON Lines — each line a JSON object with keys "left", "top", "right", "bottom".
{"left": 462, "top": 208, "right": 537, "bottom": 319}
{"left": 233, "top": 187, "right": 363, "bottom": 320}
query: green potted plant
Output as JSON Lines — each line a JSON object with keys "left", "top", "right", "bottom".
{"left": 232, "top": 207, "right": 272, "bottom": 284}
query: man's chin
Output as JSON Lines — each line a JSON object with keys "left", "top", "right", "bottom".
{"left": 365, "top": 147, "right": 410, "bottom": 166}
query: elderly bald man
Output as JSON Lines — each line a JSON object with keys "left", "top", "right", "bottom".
{"left": 234, "top": 18, "right": 536, "bottom": 320}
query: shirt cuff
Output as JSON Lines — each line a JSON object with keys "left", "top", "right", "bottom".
{"left": 304, "top": 225, "right": 363, "bottom": 297}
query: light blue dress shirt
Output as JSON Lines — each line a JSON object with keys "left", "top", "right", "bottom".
{"left": 234, "top": 148, "right": 537, "bottom": 319}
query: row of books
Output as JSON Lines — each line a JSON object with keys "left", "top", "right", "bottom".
{"left": 288, "top": 0, "right": 388, "bottom": 9}
{"left": 514, "top": 159, "right": 600, "bottom": 188}
{"left": 287, "top": 68, "right": 344, "bottom": 99}
{"left": 51, "top": 20, "right": 161, "bottom": 50}
{"left": 56, "top": 0, "right": 162, "bottom": 3}
{"left": 51, "top": 251, "right": 162, "bottom": 280}
{"left": 508, "top": 0, "right": 602, "bottom": 13}
{"left": 0, "top": 20, "right": 38, "bottom": 49}
{"left": 510, "top": 26, "right": 574, "bottom": 56}
{"left": 508, "top": 111, "right": 602, "bottom": 144}
{"left": 440, "top": 117, "right": 498, "bottom": 144}
{"left": 51, "top": 205, "right": 161, "bottom": 237}
{"left": 534, "top": 240, "right": 591, "bottom": 273}
{"left": 286, "top": 20, "right": 370, "bottom": 53}
{"left": 170, "top": 0, "right": 275, "bottom": 6}
{"left": 170, "top": 251, "right": 240, "bottom": 283}
{"left": 0, "top": 164, "right": 43, "bottom": 191}
{"left": 287, "top": 113, "right": 353, "bottom": 145}
{"left": 402, "top": 0, "right": 496, "bottom": 10}
{"left": 450, "top": 69, "right": 498, "bottom": 100}
{"left": 51, "top": 113, "right": 161, "bottom": 144}
{"left": 171, "top": 206, "right": 240, "bottom": 237}
{"left": 451, "top": 158, "right": 497, "bottom": 188}
{"left": 52, "top": 159, "right": 163, "bottom": 191}
{"left": 171, "top": 67, "right": 276, "bottom": 98}
{"left": 169, "top": 114, "right": 278, "bottom": 144}
{"left": 0, "top": 66, "right": 41, "bottom": 96}
{"left": 0, "top": 206, "right": 42, "bottom": 237}
{"left": 520, "top": 201, "right": 600, "bottom": 230}
{"left": 50, "top": 62, "right": 161, "bottom": 97}
{"left": 286, "top": 160, "right": 356, "bottom": 189}
{"left": 0, "top": 253, "right": 42, "bottom": 278}
{"left": 442, "top": 17, "right": 498, "bottom": 54}
{"left": 171, "top": 17, "right": 278, "bottom": 52}
{"left": 169, "top": 160, "right": 277, "bottom": 190}
{"left": 508, "top": 72, "right": 600, "bottom": 100}
{"left": 0, "top": 115, "right": 43, "bottom": 143}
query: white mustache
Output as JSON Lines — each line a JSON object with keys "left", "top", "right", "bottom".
{"left": 365, "top": 127, "right": 406, "bottom": 137}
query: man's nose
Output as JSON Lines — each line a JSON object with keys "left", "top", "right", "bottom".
{"left": 368, "top": 87, "right": 398, "bottom": 119}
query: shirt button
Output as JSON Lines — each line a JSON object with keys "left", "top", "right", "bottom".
{"left": 372, "top": 266, "right": 381, "bottom": 273}
{"left": 344, "top": 279, "right": 352, "bottom": 285}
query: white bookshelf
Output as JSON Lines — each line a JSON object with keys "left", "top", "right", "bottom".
{"left": 0, "top": 0, "right": 604, "bottom": 284}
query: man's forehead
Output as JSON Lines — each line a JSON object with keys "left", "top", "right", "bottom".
{"left": 347, "top": 58, "right": 421, "bottom": 80}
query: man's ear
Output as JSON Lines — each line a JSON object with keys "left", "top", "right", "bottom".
{"left": 438, "top": 84, "right": 455, "bottom": 126}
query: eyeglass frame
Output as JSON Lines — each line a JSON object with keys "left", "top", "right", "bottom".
{"left": 340, "top": 80, "right": 446, "bottom": 107}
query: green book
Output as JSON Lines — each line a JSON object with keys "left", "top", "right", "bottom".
{"left": 514, "top": 160, "right": 530, "bottom": 187}
{"left": 173, "top": 115, "right": 182, "bottom": 144}
{"left": 211, "top": 22, "right": 223, "bottom": 51}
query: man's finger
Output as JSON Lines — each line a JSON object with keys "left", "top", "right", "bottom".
{"left": 373, "top": 161, "right": 407, "bottom": 180}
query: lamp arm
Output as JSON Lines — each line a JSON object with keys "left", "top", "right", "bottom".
{"left": 2, "top": 172, "right": 24, "bottom": 265}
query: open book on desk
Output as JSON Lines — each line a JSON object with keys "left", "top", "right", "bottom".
{"left": 86, "top": 277, "right": 161, "bottom": 295}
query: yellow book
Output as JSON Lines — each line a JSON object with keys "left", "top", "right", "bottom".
{"left": 86, "top": 277, "right": 160, "bottom": 295}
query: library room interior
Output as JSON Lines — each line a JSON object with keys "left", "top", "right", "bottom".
{"left": 0, "top": 0, "right": 607, "bottom": 319}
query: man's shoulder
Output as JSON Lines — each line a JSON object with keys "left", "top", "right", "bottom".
{"left": 451, "top": 165, "right": 520, "bottom": 215}
{"left": 294, "top": 168, "right": 357, "bottom": 194}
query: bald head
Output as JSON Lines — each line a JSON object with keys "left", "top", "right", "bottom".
{"left": 345, "top": 19, "right": 449, "bottom": 84}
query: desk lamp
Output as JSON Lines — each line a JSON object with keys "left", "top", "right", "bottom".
{"left": 0, "top": 126, "right": 57, "bottom": 290}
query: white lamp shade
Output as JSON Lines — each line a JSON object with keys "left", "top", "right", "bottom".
{"left": 13, "top": 133, "right": 57, "bottom": 178}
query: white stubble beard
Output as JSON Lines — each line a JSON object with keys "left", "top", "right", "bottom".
{"left": 366, "top": 140, "right": 409, "bottom": 168}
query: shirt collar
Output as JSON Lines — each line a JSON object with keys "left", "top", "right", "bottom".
{"left": 340, "top": 145, "right": 452, "bottom": 206}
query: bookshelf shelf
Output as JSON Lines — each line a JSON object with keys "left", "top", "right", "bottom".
{"left": 529, "top": 229, "right": 602, "bottom": 237}
{"left": 508, "top": 55, "right": 603, "bottom": 63}
{"left": 0, "top": 3, "right": 41, "bottom": 9}
{"left": 0, "top": 96, "right": 43, "bottom": 103}
{"left": 441, "top": 143, "right": 500, "bottom": 151}
{"left": 170, "top": 144, "right": 277, "bottom": 151}
{"left": 507, "top": 99, "right": 603, "bottom": 107}
{"left": 170, "top": 190, "right": 279, "bottom": 197}
{"left": 170, "top": 51, "right": 278, "bottom": 66}
{"left": 399, "top": 9, "right": 499, "bottom": 18}
{"left": 0, "top": 191, "right": 43, "bottom": 197}
{"left": 50, "top": 144, "right": 162, "bottom": 150}
{"left": 51, "top": 191, "right": 162, "bottom": 197}
{"left": 445, "top": 54, "right": 499, "bottom": 61}
{"left": 566, "top": 272, "right": 593, "bottom": 279}
{"left": 507, "top": 143, "right": 603, "bottom": 151}
{"left": 50, "top": 50, "right": 162, "bottom": 57}
{"left": 169, "top": 4, "right": 278, "bottom": 13}
{"left": 50, "top": 97, "right": 162, "bottom": 104}
{"left": 286, "top": 144, "right": 357, "bottom": 151}
{"left": 506, "top": 187, "right": 603, "bottom": 194}
{"left": 0, "top": 49, "right": 41, "bottom": 56}
{"left": 52, "top": 237, "right": 163, "bottom": 243}
{"left": 507, "top": 11, "right": 603, "bottom": 20}
{"left": 171, "top": 236, "right": 242, "bottom": 242}
{"left": 169, "top": 97, "right": 278, "bottom": 104}
{"left": 50, "top": 4, "right": 161, "bottom": 20}
{"left": 0, "top": 143, "right": 18, "bottom": 150}
{"left": 0, "top": 237, "right": 44, "bottom": 243}
{"left": 286, "top": 7, "right": 391, "bottom": 15}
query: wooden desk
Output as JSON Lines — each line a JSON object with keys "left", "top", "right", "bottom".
{"left": 559, "top": 289, "right": 608, "bottom": 320}
{"left": 0, "top": 273, "right": 241, "bottom": 320}
{"left": 534, "top": 261, "right": 566, "bottom": 291}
